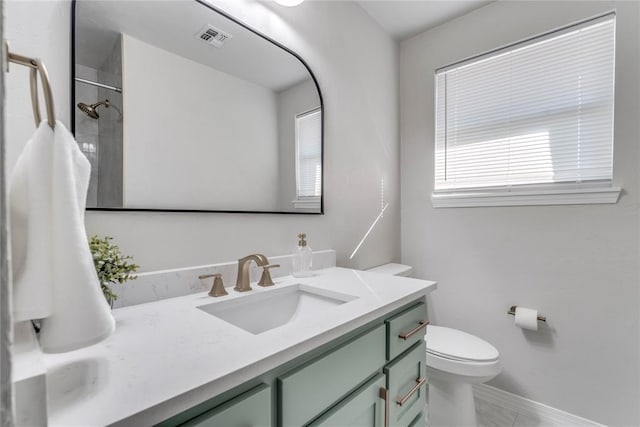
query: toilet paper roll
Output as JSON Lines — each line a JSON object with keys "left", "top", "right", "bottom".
{"left": 514, "top": 307, "right": 538, "bottom": 331}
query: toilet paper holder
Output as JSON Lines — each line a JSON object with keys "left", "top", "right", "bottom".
{"left": 507, "top": 306, "right": 546, "bottom": 322}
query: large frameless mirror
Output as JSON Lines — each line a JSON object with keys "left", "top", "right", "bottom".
{"left": 73, "top": 0, "right": 323, "bottom": 213}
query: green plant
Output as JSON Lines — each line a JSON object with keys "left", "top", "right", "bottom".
{"left": 89, "top": 235, "right": 139, "bottom": 304}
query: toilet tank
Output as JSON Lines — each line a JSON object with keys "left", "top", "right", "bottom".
{"left": 366, "top": 263, "right": 413, "bottom": 277}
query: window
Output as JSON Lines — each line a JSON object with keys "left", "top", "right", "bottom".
{"left": 433, "top": 13, "right": 619, "bottom": 207}
{"left": 294, "top": 108, "right": 322, "bottom": 208}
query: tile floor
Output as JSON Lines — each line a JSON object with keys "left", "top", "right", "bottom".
{"left": 475, "top": 396, "right": 541, "bottom": 427}
{"left": 424, "top": 395, "right": 544, "bottom": 427}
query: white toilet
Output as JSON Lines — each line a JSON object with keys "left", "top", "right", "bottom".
{"left": 367, "top": 263, "right": 502, "bottom": 427}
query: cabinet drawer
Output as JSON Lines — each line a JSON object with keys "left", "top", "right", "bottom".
{"left": 384, "top": 342, "right": 426, "bottom": 427}
{"left": 278, "top": 324, "right": 386, "bottom": 427}
{"left": 408, "top": 412, "right": 426, "bottom": 427}
{"left": 181, "top": 383, "right": 271, "bottom": 427}
{"left": 386, "top": 302, "right": 427, "bottom": 361}
{"left": 309, "top": 374, "right": 386, "bottom": 427}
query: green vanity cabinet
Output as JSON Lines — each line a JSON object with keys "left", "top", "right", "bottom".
{"left": 308, "top": 374, "right": 386, "bottom": 427}
{"left": 385, "top": 303, "right": 428, "bottom": 361}
{"left": 408, "top": 411, "right": 427, "bottom": 427}
{"left": 384, "top": 342, "right": 427, "bottom": 427}
{"left": 278, "top": 325, "right": 386, "bottom": 427}
{"left": 161, "top": 299, "right": 429, "bottom": 427}
{"left": 180, "top": 384, "right": 271, "bottom": 427}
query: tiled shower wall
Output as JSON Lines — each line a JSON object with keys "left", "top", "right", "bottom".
{"left": 96, "top": 36, "right": 123, "bottom": 207}
{"left": 74, "top": 35, "right": 123, "bottom": 207}
{"left": 75, "top": 64, "right": 100, "bottom": 206}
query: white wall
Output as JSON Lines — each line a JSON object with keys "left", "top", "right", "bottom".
{"left": 0, "top": 0, "right": 14, "bottom": 423}
{"left": 5, "top": 0, "right": 400, "bottom": 273}
{"left": 122, "top": 34, "right": 279, "bottom": 210}
{"left": 400, "top": 2, "right": 640, "bottom": 425}
{"left": 4, "top": 2, "right": 71, "bottom": 421}
{"left": 5, "top": 0, "right": 71, "bottom": 175}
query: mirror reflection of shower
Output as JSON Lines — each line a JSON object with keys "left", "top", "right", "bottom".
{"left": 77, "top": 99, "right": 110, "bottom": 119}
{"left": 77, "top": 99, "right": 123, "bottom": 121}
{"left": 74, "top": 33, "right": 124, "bottom": 208}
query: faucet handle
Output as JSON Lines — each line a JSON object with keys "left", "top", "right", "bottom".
{"left": 258, "top": 264, "right": 280, "bottom": 287}
{"left": 199, "top": 273, "right": 228, "bottom": 297}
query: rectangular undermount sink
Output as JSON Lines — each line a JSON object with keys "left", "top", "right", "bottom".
{"left": 197, "top": 284, "right": 358, "bottom": 334}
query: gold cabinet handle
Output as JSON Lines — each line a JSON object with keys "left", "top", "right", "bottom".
{"left": 398, "top": 320, "right": 429, "bottom": 340}
{"left": 396, "top": 377, "right": 426, "bottom": 407}
{"left": 379, "top": 388, "right": 389, "bottom": 427}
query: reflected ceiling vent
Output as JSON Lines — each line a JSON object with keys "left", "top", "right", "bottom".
{"left": 195, "top": 24, "right": 231, "bottom": 48}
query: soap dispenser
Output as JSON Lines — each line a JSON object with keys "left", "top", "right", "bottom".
{"left": 292, "top": 233, "right": 313, "bottom": 278}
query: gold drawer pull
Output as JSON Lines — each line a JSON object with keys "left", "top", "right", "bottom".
{"left": 398, "top": 320, "right": 429, "bottom": 340}
{"left": 379, "top": 388, "right": 389, "bottom": 427}
{"left": 396, "top": 377, "right": 427, "bottom": 407}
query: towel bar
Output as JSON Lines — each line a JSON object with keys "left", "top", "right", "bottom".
{"left": 4, "top": 40, "right": 56, "bottom": 129}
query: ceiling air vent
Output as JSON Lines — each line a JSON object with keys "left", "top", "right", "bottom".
{"left": 195, "top": 24, "right": 232, "bottom": 48}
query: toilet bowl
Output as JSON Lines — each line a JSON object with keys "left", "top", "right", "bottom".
{"left": 366, "top": 263, "right": 502, "bottom": 427}
{"left": 426, "top": 325, "right": 501, "bottom": 426}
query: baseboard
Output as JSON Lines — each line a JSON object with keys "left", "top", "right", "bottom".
{"left": 473, "top": 384, "right": 606, "bottom": 427}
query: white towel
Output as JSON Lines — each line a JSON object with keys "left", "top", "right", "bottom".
{"left": 10, "top": 122, "right": 54, "bottom": 321}
{"left": 10, "top": 121, "right": 115, "bottom": 353}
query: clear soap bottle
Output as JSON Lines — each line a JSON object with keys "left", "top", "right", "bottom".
{"left": 292, "top": 233, "right": 313, "bottom": 278}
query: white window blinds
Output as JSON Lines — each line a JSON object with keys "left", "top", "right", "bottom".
{"left": 434, "top": 14, "right": 616, "bottom": 192}
{"left": 295, "top": 108, "right": 322, "bottom": 198}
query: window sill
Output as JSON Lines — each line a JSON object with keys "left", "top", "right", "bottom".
{"left": 431, "top": 185, "right": 621, "bottom": 208}
{"left": 292, "top": 197, "right": 320, "bottom": 210}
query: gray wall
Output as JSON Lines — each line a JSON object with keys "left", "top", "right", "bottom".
{"left": 5, "top": 0, "right": 400, "bottom": 273}
{"left": 400, "top": 1, "right": 640, "bottom": 425}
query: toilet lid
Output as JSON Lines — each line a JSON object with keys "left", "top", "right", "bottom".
{"left": 426, "top": 325, "right": 499, "bottom": 362}
{"left": 366, "top": 263, "right": 413, "bottom": 277}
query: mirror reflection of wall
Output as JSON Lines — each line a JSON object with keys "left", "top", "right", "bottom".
{"left": 278, "top": 85, "right": 322, "bottom": 211}
{"left": 122, "top": 33, "right": 281, "bottom": 211}
{"left": 73, "top": 0, "right": 323, "bottom": 213}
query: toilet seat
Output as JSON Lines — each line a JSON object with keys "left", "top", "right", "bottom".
{"left": 366, "top": 263, "right": 413, "bottom": 276}
{"left": 426, "top": 325, "right": 499, "bottom": 362}
{"left": 428, "top": 349, "right": 494, "bottom": 363}
{"left": 426, "top": 325, "right": 501, "bottom": 378}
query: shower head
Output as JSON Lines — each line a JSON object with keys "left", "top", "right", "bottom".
{"left": 77, "top": 99, "right": 110, "bottom": 119}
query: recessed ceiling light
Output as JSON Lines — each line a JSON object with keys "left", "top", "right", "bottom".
{"left": 274, "top": 0, "right": 304, "bottom": 6}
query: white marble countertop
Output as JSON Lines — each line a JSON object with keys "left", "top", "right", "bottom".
{"left": 43, "top": 267, "right": 437, "bottom": 426}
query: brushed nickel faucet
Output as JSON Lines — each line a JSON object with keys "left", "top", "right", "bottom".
{"left": 199, "top": 273, "right": 228, "bottom": 297}
{"left": 235, "top": 254, "right": 269, "bottom": 292}
{"left": 258, "top": 264, "right": 280, "bottom": 287}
